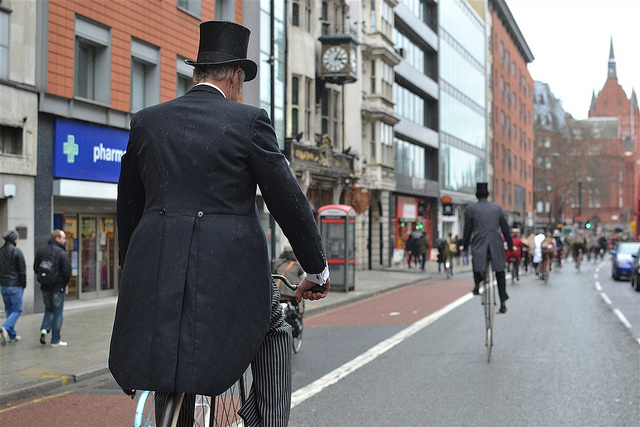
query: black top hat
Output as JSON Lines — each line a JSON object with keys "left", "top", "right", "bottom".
{"left": 185, "top": 21, "right": 257, "bottom": 82}
{"left": 476, "top": 182, "right": 490, "bottom": 197}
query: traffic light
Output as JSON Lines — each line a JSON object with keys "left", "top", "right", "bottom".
{"left": 441, "top": 195, "right": 453, "bottom": 216}
{"left": 585, "top": 221, "right": 592, "bottom": 230}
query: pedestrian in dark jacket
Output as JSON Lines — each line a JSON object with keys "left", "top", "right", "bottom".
{"left": 0, "top": 230, "right": 26, "bottom": 345}
{"left": 416, "top": 232, "right": 430, "bottom": 270}
{"left": 34, "top": 229, "right": 71, "bottom": 347}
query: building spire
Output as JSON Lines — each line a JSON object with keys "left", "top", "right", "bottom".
{"left": 607, "top": 37, "right": 617, "bottom": 79}
{"left": 590, "top": 90, "right": 597, "bottom": 111}
{"left": 631, "top": 89, "right": 639, "bottom": 111}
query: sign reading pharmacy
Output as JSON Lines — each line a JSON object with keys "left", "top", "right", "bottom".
{"left": 53, "top": 118, "right": 128, "bottom": 183}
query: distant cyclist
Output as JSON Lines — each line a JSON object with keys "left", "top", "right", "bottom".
{"left": 459, "top": 183, "right": 513, "bottom": 314}
{"left": 571, "top": 230, "right": 587, "bottom": 268}
{"left": 505, "top": 228, "right": 524, "bottom": 282}
{"left": 552, "top": 229, "right": 564, "bottom": 268}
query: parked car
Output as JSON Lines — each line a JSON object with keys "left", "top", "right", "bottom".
{"left": 610, "top": 242, "right": 640, "bottom": 281}
{"left": 631, "top": 247, "right": 640, "bottom": 291}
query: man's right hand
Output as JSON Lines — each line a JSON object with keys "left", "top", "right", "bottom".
{"left": 296, "top": 277, "right": 330, "bottom": 303}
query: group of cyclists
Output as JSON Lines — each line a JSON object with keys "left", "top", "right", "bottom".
{"left": 503, "top": 226, "right": 618, "bottom": 280}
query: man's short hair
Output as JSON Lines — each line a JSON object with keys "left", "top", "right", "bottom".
{"left": 51, "top": 229, "right": 65, "bottom": 240}
{"left": 193, "top": 65, "right": 246, "bottom": 85}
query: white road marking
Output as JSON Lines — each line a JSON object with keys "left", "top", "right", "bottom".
{"left": 600, "top": 292, "right": 612, "bottom": 305}
{"left": 291, "top": 293, "right": 474, "bottom": 408}
{"left": 613, "top": 309, "right": 632, "bottom": 329}
{"left": 595, "top": 281, "right": 602, "bottom": 291}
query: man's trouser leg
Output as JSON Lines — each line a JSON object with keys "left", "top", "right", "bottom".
{"left": 154, "top": 392, "right": 195, "bottom": 427}
{"left": 238, "top": 280, "right": 292, "bottom": 427}
{"left": 495, "top": 271, "right": 508, "bottom": 306}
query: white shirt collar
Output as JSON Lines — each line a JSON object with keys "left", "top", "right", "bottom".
{"left": 196, "top": 82, "right": 226, "bottom": 98}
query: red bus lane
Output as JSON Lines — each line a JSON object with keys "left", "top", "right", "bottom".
{"left": 306, "top": 278, "right": 472, "bottom": 327}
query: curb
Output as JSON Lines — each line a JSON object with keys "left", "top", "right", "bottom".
{"left": 0, "top": 365, "right": 110, "bottom": 406}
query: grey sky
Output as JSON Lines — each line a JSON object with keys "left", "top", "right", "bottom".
{"left": 506, "top": 0, "right": 640, "bottom": 119}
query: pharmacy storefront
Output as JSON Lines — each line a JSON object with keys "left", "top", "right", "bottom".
{"left": 51, "top": 118, "right": 127, "bottom": 300}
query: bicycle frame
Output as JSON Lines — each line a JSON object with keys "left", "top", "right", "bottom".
{"left": 134, "top": 275, "right": 296, "bottom": 426}
{"left": 483, "top": 252, "right": 495, "bottom": 363}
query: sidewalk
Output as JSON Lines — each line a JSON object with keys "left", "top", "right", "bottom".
{"left": 0, "top": 261, "right": 472, "bottom": 405}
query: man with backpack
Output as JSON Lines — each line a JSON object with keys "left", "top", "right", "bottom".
{"left": 34, "top": 229, "right": 71, "bottom": 347}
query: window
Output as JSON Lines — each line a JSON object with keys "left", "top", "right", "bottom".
{"left": 332, "top": 91, "right": 339, "bottom": 146}
{"left": 131, "top": 38, "right": 160, "bottom": 112}
{"left": 394, "top": 84, "right": 425, "bottom": 126}
{"left": 321, "top": 1, "right": 329, "bottom": 34}
{"left": 305, "top": 78, "right": 312, "bottom": 139}
{"left": 370, "top": 122, "right": 376, "bottom": 162}
{"left": 370, "top": 60, "right": 376, "bottom": 93}
{"left": 0, "top": 125, "right": 22, "bottom": 155}
{"left": 0, "top": 9, "right": 9, "bottom": 79}
{"left": 292, "top": 76, "right": 299, "bottom": 105}
{"left": 380, "top": 121, "right": 394, "bottom": 166}
{"left": 305, "top": 0, "right": 311, "bottom": 32}
{"left": 292, "top": 2, "right": 299, "bottom": 26}
{"left": 178, "top": 0, "right": 201, "bottom": 17}
{"left": 176, "top": 56, "right": 193, "bottom": 97}
{"left": 394, "top": 137, "right": 425, "bottom": 178}
{"left": 292, "top": 108, "right": 299, "bottom": 136}
{"left": 75, "top": 17, "right": 111, "bottom": 103}
{"left": 321, "top": 90, "right": 329, "bottom": 136}
{"left": 381, "top": 61, "right": 393, "bottom": 99}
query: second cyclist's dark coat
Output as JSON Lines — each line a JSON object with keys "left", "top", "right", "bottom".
{"left": 462, "top": 199, "right": 513, "bottom": 273}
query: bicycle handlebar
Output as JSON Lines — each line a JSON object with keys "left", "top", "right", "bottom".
{"left": 272, "top": 274, "right": 297, "bottom": 291}
{"left": 271, "top": 274, "right": 325, "bottom": 293}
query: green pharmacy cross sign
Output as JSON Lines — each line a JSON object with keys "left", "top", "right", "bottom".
{"left": 63, "top": 135, "right": 79, "bottom": 163}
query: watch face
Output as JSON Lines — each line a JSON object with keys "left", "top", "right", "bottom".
{"left": 322, "top": 45, "right": 349, "bottom": 73}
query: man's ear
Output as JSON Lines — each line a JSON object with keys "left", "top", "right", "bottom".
{"left": 232, "top": 67, "right": 243, "bottom": 84}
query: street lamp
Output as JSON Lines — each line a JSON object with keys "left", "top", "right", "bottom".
{"left": 577, "top": 176, "right": 592, "bottom": 225}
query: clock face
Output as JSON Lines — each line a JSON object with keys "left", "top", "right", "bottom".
{"left": 322, "top": 45, "right": 349, "bottom": 73}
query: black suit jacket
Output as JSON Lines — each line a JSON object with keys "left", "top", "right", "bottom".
{"left": 109, "top": 85, "right": 326, "bottom": 396}
{"left": 462, "top": 199, "right": 513, "bottom": 273}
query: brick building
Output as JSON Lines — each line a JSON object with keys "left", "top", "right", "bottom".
{"left": 34, "top": 0, "right": 241, "bottom": 308}
{"left": 583, "top": 40, "right": 640, "bottom": 230}
{"left": 489, "top": 0, "right": 534, "bottom": 232}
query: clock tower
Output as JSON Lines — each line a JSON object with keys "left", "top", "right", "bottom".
{"left": 319, "top": 34, "right": 358, "bottom": 84}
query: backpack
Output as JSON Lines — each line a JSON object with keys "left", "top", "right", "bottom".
{"left": 541, "top": 236, "right": 555, "bottom": 256}
{"left": 36, "top": 250, "right": 59, "bottom": 287}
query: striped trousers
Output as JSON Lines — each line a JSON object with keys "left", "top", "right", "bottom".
{"left": 155, "top": 281, "right": 293, "bottom": 426}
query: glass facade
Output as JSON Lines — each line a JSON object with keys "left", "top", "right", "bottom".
{"left": 393, "top": 30, "right": 425, "bottom": 74}
{"left": 395, "top": 137, "right": 426, "bottom": 179}
{"left": 440, "top": 144, "right": 484, "bottom": 193}
{"left": 394, "top": 84, "right": 425, "bottom": 126}
{"left": 440, "top": 91, "right": 485, "bottom": 149}
{"left": 439, "top": 0, "right": 484, "bottom": 64}
{"left": 439, "top": 0, "right": 486, "bottom": 193}
{"left": 259, "top": 0, "right": 286, "bottom": 147}
{"left": 439, "top": 39, "right": 484, "bottom": 107}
